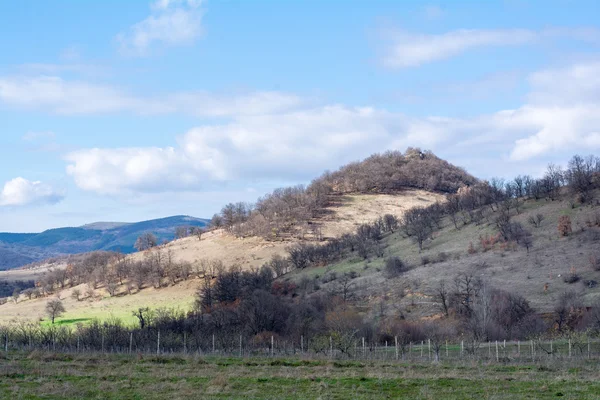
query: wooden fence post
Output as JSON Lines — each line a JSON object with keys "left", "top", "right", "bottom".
{"left": 157, "top": 331, "right": 160, "bottom": 356}
{"left": 495, "top": 341, "right": 499, "bottom": 362}
{"left": 330, "top": 336, "right": 333, "bottom": 359}
{"left": 428, "top": 339, "right": 431, "bottom": 360}
{"left": 271, "top": 335, "right": 274, "bottom": 357}
{"left": 395, "top": 336, "right": 399, "bottom": 361}
{"left": 362, "top": 337, "right": 365, "bottom": 358}
{"left": 129, "top": 332, "right": 133, "bottom": 354}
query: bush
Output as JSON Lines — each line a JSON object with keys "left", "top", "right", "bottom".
{"left": 384, "top": 256, "right": 407, "bottom": 278}
{"left": 563, "top": 273, "right": 580, "bottom": 284}
{"left": 558, "top": 215, "right": 573, "bottom": 237}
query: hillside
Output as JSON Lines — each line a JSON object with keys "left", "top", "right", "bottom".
{"left": 0, "top": 190, "right": 442, "bottom": 323}
{"left": 2, "top": 150, "right": 598, "bottom": 342}
{"left": 0, "top": 215, "right": 209, "bottom": 270}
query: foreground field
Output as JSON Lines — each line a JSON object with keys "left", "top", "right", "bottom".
{"left": 1, "top": 352, "right": 600, "bottom": 399}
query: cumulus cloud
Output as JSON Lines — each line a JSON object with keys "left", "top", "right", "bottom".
{"left": 117, "top": 0, "right": 204, "bottom": 56}
{"left": 507, "top": 61, "right": 600, "bottom": 160}
{"left": 63, "top": 60, "right": 600, "bottom": 194}
{"left": 0, "top": 178, "right": 64, "bottom": 207}
{"left": 0, "top": 75, "right": 303, "bottom": 116}
{"left": 64, "top": 105, "right": 456, "bottom": 195}
{"left": 382, "top": 27, "right": 600, "bottom": 68}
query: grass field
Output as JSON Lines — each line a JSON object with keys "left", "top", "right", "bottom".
{"left": 1, "top": 352, "right": 600, "bottom": 399}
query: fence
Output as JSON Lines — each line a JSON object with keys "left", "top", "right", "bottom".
{"left": 0, "top": 327, "right": 598, "bottom": 363}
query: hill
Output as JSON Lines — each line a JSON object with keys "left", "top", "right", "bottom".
{"left": 0, "top": 215, "right": 209, "bottom": 270}
{"left": 2, "top": 150, "right": 599, "bottom": 345}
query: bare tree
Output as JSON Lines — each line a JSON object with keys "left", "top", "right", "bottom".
{"left": 435, "top": 280, "right": 450, "bottom": 317}
{"left": 71, "top": 288, "right": 81, "bottom": 301}
{"left": 190, "top": 227, "right": 204, "bottom": 241}
{"left": 135, "top": 233, "right": 158, "bottom": 251}
{"left": 45, "top": 299, "right": 65, "bottom": 324}
{"left": 527, "top": 213, "right": 545, "bottom": 228}
{"left": 175, "top": 226, "right": 189, "bottom": 239}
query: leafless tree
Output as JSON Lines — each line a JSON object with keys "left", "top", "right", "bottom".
{"left": 135, "top": 233, "right": 158, "bottom": 251}
{"left": 45, "top": 299, "right": 65, "bottom": 324}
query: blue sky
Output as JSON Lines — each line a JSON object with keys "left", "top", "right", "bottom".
{"left": 1, "top": 0, "right": 599, "bottom": 232}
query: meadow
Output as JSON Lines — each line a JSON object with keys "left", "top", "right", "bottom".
{"left": 2, "top": 351, "right": 600, "bottom": 399}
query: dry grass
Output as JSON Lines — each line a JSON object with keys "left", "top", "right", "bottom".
{"left": 0, "top": 191, "right": 436, "bottom": 325}
{"left": 302, "top": 195, "right": 600, "bottom": 315}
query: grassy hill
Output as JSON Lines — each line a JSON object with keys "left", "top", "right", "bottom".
{"left": 1, "top": 150, "right": 599, "bottom": 340}
{"left": 286, "top": 192, "right": 600, "bottom": 314}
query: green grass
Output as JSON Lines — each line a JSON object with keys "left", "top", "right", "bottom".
{"left": 1, "top": 352, "right": 600, "bottom": 399}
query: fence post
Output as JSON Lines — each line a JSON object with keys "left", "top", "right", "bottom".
{"left": 568, "top": 339, "right": 572, "bottom": 358}
{"left": 531, "top": 340, "right": 534, "bottom": 361}
{"left": 271, "top": 336, "right": 274, "bottom": 357}
{"left": 212, "top": 334, "right": 215, "bottom": 354}
{"left": 5, "top": 333, "right": 8, "bottom": 352}
{"left": 385, "top": 341, "right": 388, "bottom": 360}
{"left": 157, "top": 331, "right": 160, "bottom": 356}
{"left": 77, "top": 335, "right": 80, "bottom": 353}
{"left": 550, "top": 340, "right": 553, "bottom": 355}
{"left": 362, "top": 337, "right": 365, "bottom": 358}
{"left": 330, "top": 336, "right": 335, "bottom": 359}
{"left": 488, "top": 341, "right": 491, "bottom": 358}
{"left": 588, "top": 338, "right": 591, "bottom": 359}
{"left": 184, "top": 332, "right": 187, "bottom": 355}
{"left": 461, "top": 340, "right": 464, "bottom": 358}
{"left": 239, "top": 334, "right": 242, "bottom": 358}
{"left": 495, "top": 341, "right": 499, "bottom": 362}
{"left": 301, "top": 335, "right": 304, "bottom": 354}
{"left": 446, "top": 340, "right": 448, "bottom": 358}
{"left": 428, "top": 339, "right": 431, "bottom": 360}
{"left": 518, "top": 340, "right": 520, "bottom": 355}
{"left": 129, "top": 332, "right": 133, "bottom": 354}
{"left": 395, "top": 336, "right": 399, "bottom": 361}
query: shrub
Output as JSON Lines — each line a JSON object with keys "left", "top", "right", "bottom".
{"left": 384, "top": 256, "right": 407, "bottom": 278}
{"left": 563, "top": 273, "right": 580, "bottom": 284}
{"left": 590, "top": 255, "right": 600, "bottom": 271}
{"left": 558, "top": 215, "right": 573, "bottom": 237}
{"left": 467, "top": 242, "right": 477, "bottom": 254}
{"left": 528, "top": 213, "right": 545, "bottom": 228}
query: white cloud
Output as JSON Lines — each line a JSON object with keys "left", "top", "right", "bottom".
{"left": 0, "top": 178, "right": 64, "bottom": 207}
{"left": 507, "top": 61, "right": 600, "bottom": 160}
{"left": 63, "top": 60, "right": 600, "bottom": 194}
{"left": 64, "top": 105, "right": 451, "bottom": 195}
{"left": 382, "top": 27, "right": 600, "bottom": 68}
{"left": 117, "top": 0, "right": 204, "bottom": 56}
{"left": 0, "top": 75, "right": 303, "bottom": 116}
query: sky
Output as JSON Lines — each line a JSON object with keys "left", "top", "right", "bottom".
{"left": 1, "top": 0, "right": 600, "bottom": 232}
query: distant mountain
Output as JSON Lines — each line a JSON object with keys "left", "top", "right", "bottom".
{"left": 0, "top": 215, "right": 208, "bottom": 270}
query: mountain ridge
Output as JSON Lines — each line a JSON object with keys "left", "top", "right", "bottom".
{"left": 0, "top": 215, "right": 209, "bottom": 270}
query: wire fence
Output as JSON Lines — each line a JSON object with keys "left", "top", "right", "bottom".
{"left": 1, "top": 328, "right": 598, "bottom": 364}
